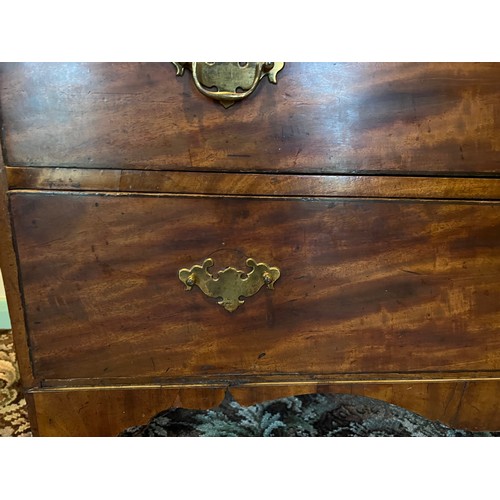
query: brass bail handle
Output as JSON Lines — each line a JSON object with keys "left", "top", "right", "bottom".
{"left": 173, "top": 62, "right": 285, "bottom": 108}
{"left": 191, "top": 62, "right": 265, "bottom": 103}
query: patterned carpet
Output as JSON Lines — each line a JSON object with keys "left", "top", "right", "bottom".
{"left": 0, "top": 330, "right": 31, "bottom": 437}
{"left": 120, "top": 390, "right": 499, "bottom": 437}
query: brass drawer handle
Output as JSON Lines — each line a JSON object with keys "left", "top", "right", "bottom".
{"left": 179, "top": 258, "right": 280, "bottom": 312}
{"left": 173, "top": 62, "right": 285, "bottom": 108}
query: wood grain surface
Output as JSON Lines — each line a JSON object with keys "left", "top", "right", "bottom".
{"left": 30, "top": 379, "right": 500, "bottom": 436}
{"left": 0, "top": 154, "right": 34, "bottom": 387}
{"left": 11, "top": 191, "right": 500, "bottom": 382}
{"left": 2, "top": 62, "right": 500, "bottom": 175}
{"left": 6, "top": 166, "right": 500, "bottom": 200}
{"left": 2, "top": 63, "right": 500, "bottom": 436}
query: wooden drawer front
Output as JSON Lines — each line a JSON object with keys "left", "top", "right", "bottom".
{"left": 2, "top": 62, "right": 500, "bottom": 175}
{"left": 11, "top": 192, "right": 500, "bottom": 381}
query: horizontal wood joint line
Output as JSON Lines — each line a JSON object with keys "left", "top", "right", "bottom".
{"left": 6, "top": 166, "right": 500, "bottom": 200}
{"left": 32, "top": 373, "right": 500, "bottom": 391}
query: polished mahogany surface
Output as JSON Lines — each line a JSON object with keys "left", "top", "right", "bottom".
{"left": 1, "top": 62, "right": 499, "bottom": 434}
{"left": 11, "top": 192, "right": 500, "bottom": 381}
{"left": 2, "top": 62, "right": 500, "bottom": 175}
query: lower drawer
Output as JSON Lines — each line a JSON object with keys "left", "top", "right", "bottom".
{"left": 10, "top": 192, "right": 500, "bottom": 382}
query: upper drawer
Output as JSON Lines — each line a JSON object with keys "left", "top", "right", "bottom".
{"left": 1, "top": 62, "right": 500, "bottom": 175}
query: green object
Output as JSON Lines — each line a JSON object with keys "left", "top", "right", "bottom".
{"left": 0, "top": 299, "right": 11, "bottom": 329}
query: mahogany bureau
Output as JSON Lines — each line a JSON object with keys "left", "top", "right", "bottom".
{"left": 0, "top": 62, "right": 499, "bottom": 436}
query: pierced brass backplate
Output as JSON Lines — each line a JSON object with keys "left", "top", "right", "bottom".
{"left": 173, "top": 62, "right": 285, "bottom": 108}
{"left": 178, "top": 258, "right": 280, "bottom": 312}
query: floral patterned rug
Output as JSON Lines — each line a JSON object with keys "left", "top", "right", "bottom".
{"left": 0, "top": 330, "right": 31, "bottom": 437}
{"left": 120, "top": 389, "right": 499, "bottom": 437}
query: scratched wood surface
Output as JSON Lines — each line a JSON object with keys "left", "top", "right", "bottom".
{"left": 11, "top": 191, "right": 500, "bottom": 381}
{"left": 30, "top": 380, "right": 500, "bottom": 436}
{"left": 2, "top": 62, "right": 500, "bottom": 174}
